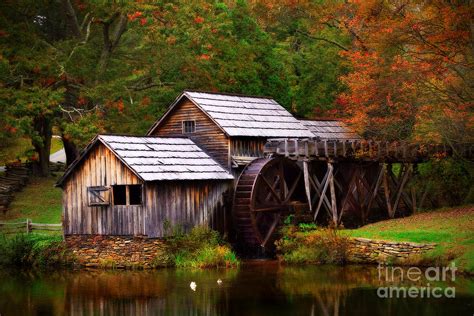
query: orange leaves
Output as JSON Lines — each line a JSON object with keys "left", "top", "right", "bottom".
{"left": 336, "top": 1, "right": 472, "bottom": 141}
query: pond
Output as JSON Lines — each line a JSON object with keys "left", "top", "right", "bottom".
{"left": 0, "top": 262, "right": 472, "bottom": 316}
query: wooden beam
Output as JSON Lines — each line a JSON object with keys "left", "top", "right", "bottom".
{"left": 309, "top": 170, "right": 333, "bottom": 217}
{"left": 313, "top": 167, "right": 331, "bottom": 221}
{"left": 392, "top": 164, "right": 411, "bottom": 215}
{"left": 303, "top": 160, "right": 312, "bottom": 211}
{"left": 328, "top": 162, "right": 338, "bottom": 226}
{"left": 383, "top": 164, "right": 394, "bottom": 218}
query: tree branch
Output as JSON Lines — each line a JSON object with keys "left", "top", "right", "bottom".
{"left": 296, "top": 30, "right": 349, "bottom": 51}
{"left": 61, "top": 0, "right": 81, "bottom": 38}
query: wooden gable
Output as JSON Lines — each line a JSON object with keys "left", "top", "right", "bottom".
{"left": 149, "top": 97, "right": 230, "bottom": 169}
{"left": 62, "top": 142, "right": 144, "bottom": 235}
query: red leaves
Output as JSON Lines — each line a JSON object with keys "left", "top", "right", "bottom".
{"left": 140, "top": 18, "right": 147, "bottom": 26}
{"left": 198, "top": 54, "right": 211, "bottom": 60}
{"left": 78, "top": 97, "right": 87, "bottom": 106}
{"left": 140, "top": 96, "right": 151, "bottom": 106}
{"left": 128, "top": 11, "right": 143, "bottom": 22}
{"left": 194, "top": 16, "right": 204, "bottom": 24}
{"left": 116, "top": 99, "right": 124, "bottom": 112}
{"left": 3, "top": 124, "right": 17, "bottom": 134}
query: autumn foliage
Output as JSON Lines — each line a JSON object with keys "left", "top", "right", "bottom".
{"left": 334, "top": 1, "right": 473, "bottom": 143}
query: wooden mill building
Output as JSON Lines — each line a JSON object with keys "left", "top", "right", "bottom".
{"left": 57, "top": 135, "right": 233, "bottom": 237}
{"left": 58, "top": 90, "right": 361, "bottom": 240}
{"left": 147, "top": 91, "right": 315, "bottom": 170}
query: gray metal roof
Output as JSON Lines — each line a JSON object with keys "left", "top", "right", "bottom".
{"left": 99, "top": 135, "right": 233, "bottom": 181}
{"left": 149, "top": 91, "right": 314, "bottom": 138}
{"left": 299, "top": 120, "right": 361, "bottom": 140}
{"left": 57, "top": 135, "right": 234, "bottom": 186}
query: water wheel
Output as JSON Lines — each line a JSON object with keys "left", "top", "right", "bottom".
{"left": 233, "top": 157, "right": 304, "bottom": 248}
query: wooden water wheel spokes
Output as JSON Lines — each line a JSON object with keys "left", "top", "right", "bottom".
{"left": 233, "top": 157, "right": 303, "bottom": 248}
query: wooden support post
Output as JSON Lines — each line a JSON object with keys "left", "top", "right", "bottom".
{"left": 328, "top": 162, "right": 338, "bottom": 226}
{"left": 310, "top": 172, "right": 333, "bottom": 217}
{"left": 393, "top": 164, "right": 411, "bottom": 214}
{"left": 313, "top": 167, "right": 331, "bottom": 221}
{"left": 411, "top": 163, "right": 418, "bottom": 213}
{"left": 382, "top": 164, "right": 394, "bottom": 218}
{"left": 365, "top": 164, "right": 384, "bottom": 220}
{"left": 26, "top": 218, "right": 30, "bottom": 234}
{"left": 303, "top": 160, "right": 312, "bottom": 212}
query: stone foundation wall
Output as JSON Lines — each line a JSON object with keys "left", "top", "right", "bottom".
{"left": 347, "top": 237, "right": 436, "bottom": 264}
{"left": 65, "top": 235, "right": 172, "bottom": 268}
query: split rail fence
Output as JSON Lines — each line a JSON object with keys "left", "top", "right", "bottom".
{"left": 0, "top": 219, "right": 62, "bottom": 234}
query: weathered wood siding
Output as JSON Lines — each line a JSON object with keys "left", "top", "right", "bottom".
{"left": 63, "top": 143, "right": 145, "bottom": 236}
{"left": 150, "top": 98, "right": 230, "bottom": 169}
{"left": 63, "top": 143, "right": 232, "bottom": 237}
{"left": 145, "top": 180, "right": 231, "bottom": 238}
{"left": 230, "top": 137, "right": 267, "bottom": 157}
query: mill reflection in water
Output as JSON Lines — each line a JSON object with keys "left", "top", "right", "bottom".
{"left": 0, "top": 263, "right": 473, "bottom": 316}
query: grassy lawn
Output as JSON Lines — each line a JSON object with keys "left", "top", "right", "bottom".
{"left": 0, "top": 137, "right": 63, "bottom": 165}
{"left": 0, "top": 174, "right": 62, "bottom": 224}
{"left": 341, "top": 205, "right": 474, "bottom": 273}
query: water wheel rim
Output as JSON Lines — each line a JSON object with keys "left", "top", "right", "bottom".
{"left": 249, "top": 157, "right": 300, "bottom": 247}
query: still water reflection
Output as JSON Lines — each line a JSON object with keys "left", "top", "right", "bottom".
{"left": 0, "top": 262, "right": 472, "bottom": 316}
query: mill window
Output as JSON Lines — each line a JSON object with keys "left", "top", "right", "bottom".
{"left": 182, "top": 120, "right": 196, "bottom": 133}
{"left": 112, "top": 185, "right": 142, "bottom": 206}
{"left": 113, "top": 185, "right": 127, "bottom": 205}
{"left": 129, "top": 185, "right": 142, "bottom": 205}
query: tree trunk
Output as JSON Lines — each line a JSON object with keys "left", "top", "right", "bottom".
{"left": 62, "top": 135, "right": 79, "bottom": 166}
{"left": 31, "top": 116, "right": 52, "bottom": 177}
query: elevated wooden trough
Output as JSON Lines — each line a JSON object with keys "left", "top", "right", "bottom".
{"left": 230, "top": 138, "right": 473, "bottom": 248}
{"left": 265, "top": 138, "right": 474, "bottom": 163}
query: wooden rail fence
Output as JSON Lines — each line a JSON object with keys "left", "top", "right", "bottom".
{"left": 0, "top": 219, "right": 62, "bottom": 234}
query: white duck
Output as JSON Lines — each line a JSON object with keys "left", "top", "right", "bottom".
{"left": 217, "top": 279, "right": 223, "bottom": 285}
{"left": 190, "top": 282, "right": 197, "bottom": 291}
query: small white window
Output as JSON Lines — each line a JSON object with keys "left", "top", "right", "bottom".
{"left": 182, "top": 120, "right": 196, "bottom": 133}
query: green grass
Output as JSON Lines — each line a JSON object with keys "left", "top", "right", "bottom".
{"left": 0, "top": 175, "right": 63, "bottom": 224}
{"left": 277, "top": 206, "right": 473, "bottom": 273}
{"left": 0, "top": 233, "right": 71, "bottom": 268}
{"left": 50, "top": 138, "right": 63, "bottom": 155}
{"left": 0, "top": 137, "right": 32, "bottom": 165}
{"left": 167, "top": 226, "right": 240, "bottom": 269}
{"left": 0, "top": 137, "right": 63, "bottom": 166}
{"left": 341, "top": 205, "right": 474, "bottom": 273}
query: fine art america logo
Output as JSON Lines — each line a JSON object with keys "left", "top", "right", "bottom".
{"left": 377, "top": 263, "right": 457, "bottom": 299}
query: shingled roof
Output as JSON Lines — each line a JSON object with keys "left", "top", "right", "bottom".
{"left": 148, "top": 91, "right": 314, "bottom": 138}
{"left": 57, "top": 135, "right": 233, "bottom": 186}
{"left": 299, "top": 119, "right": 361, "bottom": 140}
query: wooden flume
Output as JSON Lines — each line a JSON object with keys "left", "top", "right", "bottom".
{"left": 232, "top": 138, "right": 473, "bottom": 248}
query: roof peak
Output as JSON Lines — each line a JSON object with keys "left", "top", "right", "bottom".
{"left": 98, "top": 134, "right": 190, "bottom": 139}
{"left": 183, "top": 89, "right": 274, "bottom": 100}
